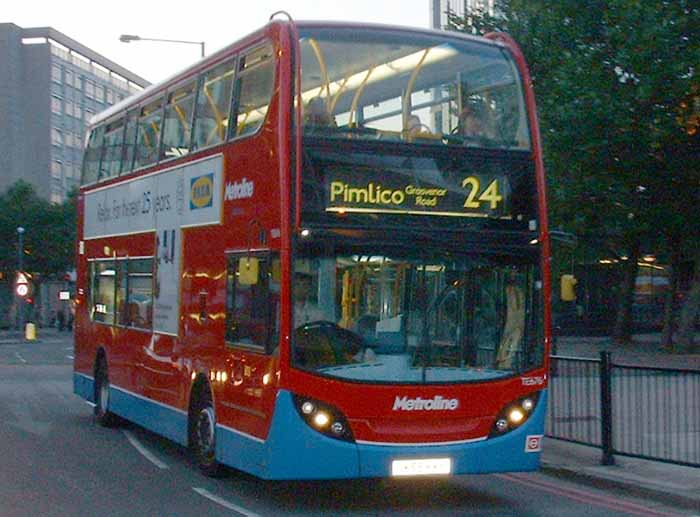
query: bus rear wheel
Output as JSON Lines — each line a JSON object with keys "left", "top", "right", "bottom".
{"left": 190, "top": 390, "right": 224, "bottom": 477}
{"left": 94, "top": 358, "right": 118, "bottom": 427}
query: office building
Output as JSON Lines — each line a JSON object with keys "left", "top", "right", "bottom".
{"left": 0, "top": 24, "right": 149, "bottom": 203}
{"left": 430, "top": 0, "right": 495, "bottom": 30}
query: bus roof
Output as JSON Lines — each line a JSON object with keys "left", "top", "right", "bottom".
{"left": 89, "top": 20, "right": 505, "bottom": 128}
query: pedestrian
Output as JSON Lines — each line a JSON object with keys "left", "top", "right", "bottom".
{"left": 56, "top": 309, "right": 65, "bottom": 331}
{"left": 67, "top": 301, "right": 75, "bottom": 331}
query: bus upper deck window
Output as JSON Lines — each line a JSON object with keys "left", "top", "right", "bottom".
{"left": 161, "top": 81, "right": 197, "bottom": 160}
{"left": 81, "top": 126, "right": 103, "bottom": 185}
{"left": 232, "top": 44, "right": 275, "bottom": 138}
{"left": 192, "top": 59, "right": 236, "bottom": 151}
{"left": 134, "top": 98, "right": 164, "bottom": 169}
{"left": 99, "top": 118, "right": 126, "bottom": 180}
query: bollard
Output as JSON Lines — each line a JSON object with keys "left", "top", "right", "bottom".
{"left": 25, "top": 322, "right": 36, "bottom": 341}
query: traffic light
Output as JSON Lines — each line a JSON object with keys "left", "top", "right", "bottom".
{"left": 15, "top": 272, "right": 32, "bottom": 298}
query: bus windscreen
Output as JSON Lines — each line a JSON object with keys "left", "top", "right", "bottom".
{"left": 292, "top": 247, "right": 544, "bottom": 384}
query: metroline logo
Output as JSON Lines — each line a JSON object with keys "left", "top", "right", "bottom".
{"left": 224, "top": 178, "right": 254, "bottom": 201}
{"left": 392, "top": 396, "right": 460, "bottom": 411}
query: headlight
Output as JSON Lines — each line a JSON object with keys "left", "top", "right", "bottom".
{"left": 490, "top": 392, "right": 540, "bottom": 437}
{"left": 292, "top": 394, "right": 355, "bottom": 442}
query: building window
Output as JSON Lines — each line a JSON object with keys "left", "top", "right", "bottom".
{"left": 85, "top": 80, "right": 95, "bottom": 99}
{"left": 51, "top": 160, "right": 63, "bottom": 178}
{"left": 65, "top": 69, "right": 73, "bottom": 88}
{"left": 51, "top": 96, "right": 62, "bottom": 114}
{"left": 106, "top": 89, "right": 115, "bottom": 104}
{"left": 52, "top": 65, "right": 62, "bottom": 83}
{"left": 52, "top": 128, "right": 63, "bottom": 146}
{"left": 50, "top": 44, "right": 69, "bottom": 61}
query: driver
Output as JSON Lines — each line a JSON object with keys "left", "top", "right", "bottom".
{"left": 293, "top": 272, "right": 326, "bottom": 327}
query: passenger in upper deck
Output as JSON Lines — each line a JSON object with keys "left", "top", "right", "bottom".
{"left": 458, "top": 100, "right": 493, "bottom": 140}
{"left": 407, "top": 114, "right": 424, "bottom": 138}
{"left": 304, "top": 96, "right": 335, "bottom": 130}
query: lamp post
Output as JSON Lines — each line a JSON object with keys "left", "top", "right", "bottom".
{"left": 17, "top": 226, "right": 25, "bottom": 332}
{"left": 119, "top": 34, "right": 205, "bottom": 58}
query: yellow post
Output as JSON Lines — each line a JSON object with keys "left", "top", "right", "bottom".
{"left": 561, "top": 274, "right": 578, "bottom": 302}
{"left": 25, "top": 322, "right": 37, "bottom": 341}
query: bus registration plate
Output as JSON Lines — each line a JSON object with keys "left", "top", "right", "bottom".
{"left": 391, "top": 458, "right": 452, "bottom": 476}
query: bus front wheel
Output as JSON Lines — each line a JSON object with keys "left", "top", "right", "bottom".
{"left": 190, "top": 389, "right": 224, "bottom": 477}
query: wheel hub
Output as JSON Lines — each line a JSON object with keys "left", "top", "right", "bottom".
{"left": 196, "top": 407, "right": 216, "bottom": 455}
{"left": 99, "top": 378, "right": 109, "bottom": 413}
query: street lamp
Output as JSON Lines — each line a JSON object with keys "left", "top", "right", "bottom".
{"left": 119, "top": 34, "right": 205, "bottom": 58}
{"left": 17, "top": 227, "right": 25, "bottom": 332}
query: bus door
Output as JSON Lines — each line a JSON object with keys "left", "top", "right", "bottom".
{"left": 117, "top": 252, "right": 178, "bottom": 406}
{"left": 220, "top": 253, "right": 280, "bottom": 436}
{"left": 140, "top": 333, "right": 182, "bottom": 408}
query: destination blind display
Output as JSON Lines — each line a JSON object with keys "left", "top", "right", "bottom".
{"left": 325, "top": 168, "right": 511, "bottom": 218}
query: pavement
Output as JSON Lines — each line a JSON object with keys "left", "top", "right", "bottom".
{"left": 2, "top": 326, "right": 698, "bottom": 511}
{"left": 0, "top": 326, "right": 73, "bottom": 345}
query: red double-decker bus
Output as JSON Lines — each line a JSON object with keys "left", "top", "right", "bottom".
{"left": 74, "top": 18, "right": 551, "bottom": 479}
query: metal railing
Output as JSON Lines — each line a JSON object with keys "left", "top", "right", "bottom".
{"left": 547, "top": 352, "right": 700, "bottom": 468}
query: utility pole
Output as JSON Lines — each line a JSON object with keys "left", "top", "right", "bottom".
{"left": 17, "top": 226, "right": 25, "bottom": 332}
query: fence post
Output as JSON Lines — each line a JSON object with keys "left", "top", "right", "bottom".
{"left": 600, "top": 351, "right": 615, "bottom": 465}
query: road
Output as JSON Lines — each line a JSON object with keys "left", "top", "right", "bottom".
{"left": 0, "top": 334, "right": 691, "bottom": 517}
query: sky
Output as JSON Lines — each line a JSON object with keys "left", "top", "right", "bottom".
{"left": 3, "top": 0, "right": 431, "bottom": 84}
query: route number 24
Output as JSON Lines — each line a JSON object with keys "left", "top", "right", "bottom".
{"left": 462, "top": 176, "right": 504, "bottom": 210}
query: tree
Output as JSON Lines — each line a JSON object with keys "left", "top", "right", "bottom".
{"left": 0, "top": 181, "right": 77, "bottom": 279}
{"left": 447, "top": 0, "right": 700, "bottom": 345}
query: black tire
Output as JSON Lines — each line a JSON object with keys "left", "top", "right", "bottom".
{"left": 94, "top": 358, "right": 119, "bottom": 427}
{"left": 190, "top": 388, "right": 224, "bottom": 477}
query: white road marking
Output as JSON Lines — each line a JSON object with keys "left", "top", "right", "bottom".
{"left": 14, "top": 352, "right": 27, "bottom": 363}
{"left": 192, "top": 487, "right": 261, "bottom": 517}
{"left": 122, "top": 430, "right": 169, "bottom": 470}
{"left": 66, "top": 355, "right": 74, "bottom": 360}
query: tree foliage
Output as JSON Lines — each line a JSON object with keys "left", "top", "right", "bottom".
{"left": 0, "top": 181, "right": 77, "bottom": 280}
{"left": 448, "top": 1, "right": 700, "bottom": 346}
